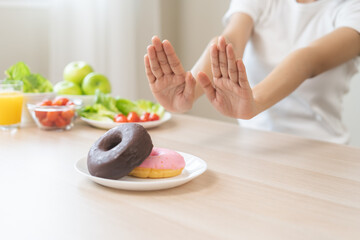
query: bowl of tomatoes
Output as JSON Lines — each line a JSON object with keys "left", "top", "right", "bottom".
{"left": 27, "top": 97, "right": 77, "bottom": 131}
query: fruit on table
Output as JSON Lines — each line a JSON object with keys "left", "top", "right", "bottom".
{"left": 149, "top": 113, "right": 160, "bottom": 121}
{"left": 57, "top": 61, "right": 113, "bottom": 96}
{"left": 113, "top": 112, "right": 160, "bottom": 123}
{"left": 63, "top": 61, "right": 94, "bottom": 86}
{"left": 127, "top": 111, "right": 140, "bottom": 122}
{"left": 35, "top": 97, "right": 75, "bottom": 128}
{"left": 140, "top": 112, "right": 150, "bottom": 122}
{"left": 52, "top": 97, "right": 69, "bottom": 106}
{"left": 39, "top": 100, "right": 52, "bottom": 106}
{"left": 54, "top": 81, "right": 83, "bottom": 95}
{"left": 114, "top": 114, "right": 127, "bottom": 123}
{"left": 82, "top": 73, "right": 111, "bottom": 95}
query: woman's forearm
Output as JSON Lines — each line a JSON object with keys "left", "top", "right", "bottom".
{"left": 252, "top": 27, "right": 360, "bottom": 116}
{"left": 252, "top": 47, "right": 315, "bottom": 114}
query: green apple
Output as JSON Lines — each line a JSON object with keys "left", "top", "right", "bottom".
{"left": 82, "top": 72, "right": 111, "bottom": 95}
{"left": 54, "top": 80, "right": 83, "bottom": 95}
{"left": 63, "top": 61, "right": 94, "bottom": 85}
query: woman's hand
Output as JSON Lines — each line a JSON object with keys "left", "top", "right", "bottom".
{"left": 197, "top": 36, "right": 258, "bottom": 119}
{"left": 144, "top": 36, "right": 196, "bottom": 113}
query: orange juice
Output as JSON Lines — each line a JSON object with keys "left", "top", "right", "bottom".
{"left": 0, "top": 92, "right": 24, "bottom": 125}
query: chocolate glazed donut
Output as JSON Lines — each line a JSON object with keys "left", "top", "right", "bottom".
{"left": 87, "top": 123, "right": 153, "bottom": 179}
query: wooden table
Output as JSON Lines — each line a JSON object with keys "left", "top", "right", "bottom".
{"left": 1, "top": 114, "right": 360, "bottom": 240}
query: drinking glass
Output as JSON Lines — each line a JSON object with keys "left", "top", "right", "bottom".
{"left": 0, "top": 80, "right": 24, "bottom": 130}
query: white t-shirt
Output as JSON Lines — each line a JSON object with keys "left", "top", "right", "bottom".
{"left": 223, "top": 0, "right": 360, "bottom": 144}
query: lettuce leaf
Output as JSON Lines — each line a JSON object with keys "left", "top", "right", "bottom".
{"left": 134, "top": 99, "right": 165, "bottom": 117}
{"left": 115, "top": 98, "right": 138, "bottom": 116}
{"left": 80, "top": 104, "right": 117, "bottom": 119}
{"left": 5, "top": 61, "right": 31, "bottom": 80}
{"left": 80, "top": 112, "right": 113, "bottom": 122}
{"left": 135, "top": 99, "right": 154, "bottom": 114}
{"left": 4, "top": 62, "right": 53, "bottom": 93}
{"left": 94, "top": 90, "right": 119, "bottom": 113}
{"left": 151, "top": 103, "right": 165, "bottom": 117}
{"left": 79, "top": 90, "right": 165, "bottom": 122}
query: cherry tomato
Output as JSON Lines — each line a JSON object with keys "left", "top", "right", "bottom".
{"left": 61, "top": 110, "right": 75, "bottom": 121}
{"left": 127, "top": 112, "right": 140, "bottom": 122}
{"left": 35, "top": 110, "right": 47, "bottom": 120}
{"left": 140, "top": 112, "right": 150, "bottom": 122}
{"left": 55, "top": 116, "right": 67, "bottom": 127}
{"left": 149, "top": 113, "right": 160, "bottom": 121}
{"left": 39, "top": 99, "right": 52, "bottom": 106}
{"left": 40, "top": 118, "right": 54, "bottom": 127}
{"left": 53, "top": 97, "right": 69, "bottom": 106}
{"left": 63, "top": 118, "right": 71, "bottom": 125}
{"left": 46, "top": 111, "right": 60, "bottom": 121}
{"left": 114, "top": 114, "right": 127, "bottom": 123}
{"left": 114, "top": 113, "right": 123, "bottom": 118}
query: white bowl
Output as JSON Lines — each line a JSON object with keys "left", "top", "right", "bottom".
{"left": 27, "top": 103, "right": 77, "bottom": 131}
{"left": 56, "top": 94, "right": 95, "bottom": 106}
{"left": 22, "top": 92, "right": 56, "bottom": 125}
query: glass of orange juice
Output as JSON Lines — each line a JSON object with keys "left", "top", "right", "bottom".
{"left": 0, "top": 80, "right": 24, "bottom": 130}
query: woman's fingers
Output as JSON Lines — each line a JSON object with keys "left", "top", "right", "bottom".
{"left": 152, "top": 36, "right": 172, "bottom": 75}
{"left": 163, "top": 39, "right": 185, "bottom": 75}
{"left": 210, "top": 43, "right": 221, "bottom": 78}
{"left": 237, "top": 59, "right": 250, "bottom": 89}
{"left": 197, "top": 72, "right": 216, "bottom": 102}
{"left": 144, "top": 54, "right": 156, "bottom": 83}
{"left": 226, "top": 44, "right": 238, "bottom": 83}
{"left": 147, "top": 45, "right": 164, "bottom": 78}
{"left": 183, "top": 72, "right": 196, "bottom": 99}
{"left": 218, "top": 36, "right": 228, "bottom": 78}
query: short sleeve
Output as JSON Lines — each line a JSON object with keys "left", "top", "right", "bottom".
{"left": 335, "top": 1, "right": 360, "bottom": 71}
{"left": 222, "top": 0, "right": 265, "bottom": 26}
{"left": 334, "top": 1, "right": 360, "bottom": 33}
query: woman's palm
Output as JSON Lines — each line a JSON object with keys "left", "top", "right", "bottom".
{"left": 144, "top": 37, "right": 195, "bottom": 113}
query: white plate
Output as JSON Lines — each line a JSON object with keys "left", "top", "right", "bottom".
{"left": 74, "top": 151, "right": 207, "bottom": 191}
{"left": 81, "top": 112, "right": 172, "bottom": 129}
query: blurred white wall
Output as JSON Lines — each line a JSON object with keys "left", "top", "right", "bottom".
{"left": 0, "top": 0, "right": 50, "bottom": 78}
{"left": 343, "top": 73, "right": 360, "bottom": 147}
{"left": 0, "top": 0, "right": 359, "bottom": 147}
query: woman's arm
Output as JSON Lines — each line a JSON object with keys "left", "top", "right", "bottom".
{"left": 197, "top": 27, "right": 360, "bottom": 119}
{"left": 253, "top": 27, "right": 360, "bottom": 115}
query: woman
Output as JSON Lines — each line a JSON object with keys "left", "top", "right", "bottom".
{"left": 144, "top": 0, "right": 360, "bottom": 144}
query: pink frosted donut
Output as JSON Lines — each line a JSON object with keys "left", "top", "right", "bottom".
{"left": 129, "top": 147, "right": 185, "bottom": 178}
